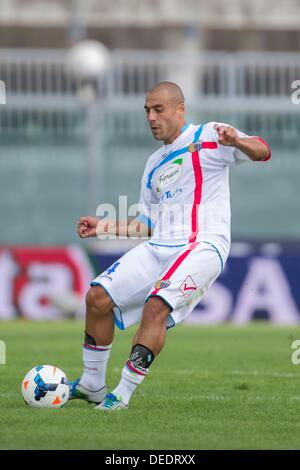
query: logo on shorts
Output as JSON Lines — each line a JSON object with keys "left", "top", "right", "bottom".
{"left": 155, "top": 279, "right": 171, "bottom": 289}
{"left": 188, "top": 142, "right": 202, "bottom": 153}
{"left": 179, "top": 275, "right": 197, "bottom": 298}
{"left": 185, "top": 276, "right": 215, "bottom": 307}
{"left": 106, "top": 262, "right": 120, "bottom": 275}
{"left": 156, "top": 158, "right": 184, "bottom": 193}
{"left": 99, "top": 274, "right": 113, "bottom": 282}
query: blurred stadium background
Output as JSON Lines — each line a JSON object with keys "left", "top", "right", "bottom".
{"left": 0, "top": 0, "right": 299, "bottom": 324}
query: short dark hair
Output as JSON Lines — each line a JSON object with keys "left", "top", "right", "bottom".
{"left": 147, "top": 81, "right": 185, "bottom": 103}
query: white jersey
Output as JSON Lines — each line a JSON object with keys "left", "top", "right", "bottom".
{"left": 137, "top": 122, "right": 271, "bottom": 267}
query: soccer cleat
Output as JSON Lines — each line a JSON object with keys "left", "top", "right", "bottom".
{"left": 69, "top": 378, "right": 107, "bottom": 404}
{"left": 95, "top": 392, "right": 128, "bottom": 411}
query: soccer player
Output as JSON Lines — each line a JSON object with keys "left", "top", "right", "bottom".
{"left": 69, "top": 82, "right": 271, "bottom": 410}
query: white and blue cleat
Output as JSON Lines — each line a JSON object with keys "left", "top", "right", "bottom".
{"left": 69, "top": 378, "right": 107, "bottom": 404}
{"left": 95, "top": 393, "right": 127, "bottom": 411}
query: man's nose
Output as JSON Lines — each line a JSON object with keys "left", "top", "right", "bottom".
{"left": 148, "top": 110, "right": 156, "bottom": 121}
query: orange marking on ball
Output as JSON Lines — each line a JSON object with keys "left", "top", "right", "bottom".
{"left": 23, "top": 380, "right": 29, "bottom": 390}
{"left": 52, "top": 396, "right": 61, "bottom": 405}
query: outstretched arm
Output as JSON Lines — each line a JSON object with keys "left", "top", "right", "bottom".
{"left": 214, "top": 124, "right": 270, "bottom": 162}
{"left": 77, "top": 216, "right": 152, "bottom": 239}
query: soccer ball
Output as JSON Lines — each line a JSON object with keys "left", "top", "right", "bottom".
{"left": 21, "top": 365, "right": 70, "bottom": 408}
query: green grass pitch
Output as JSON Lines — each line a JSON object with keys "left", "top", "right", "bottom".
{"left": 1, "top": 320, "right": 300, "bottom": 449}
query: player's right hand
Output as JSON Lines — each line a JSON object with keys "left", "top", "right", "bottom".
{"left": 77, "top": 216, "right": 99, "bottom": 238}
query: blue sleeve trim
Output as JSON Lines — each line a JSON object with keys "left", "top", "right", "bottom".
{"left": 137, "top": 214, "right": 155, "bottom": 229}
{"left": 193, "top": 124, "right": 203, "bottom": 143}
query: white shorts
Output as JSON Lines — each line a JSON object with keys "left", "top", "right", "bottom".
{"left": 91, "top": 241, "right": 223, "bottom": 330}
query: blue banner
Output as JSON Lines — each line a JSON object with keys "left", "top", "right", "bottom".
{"left": 92, "top": 243, "right": 300, "bottom": 325}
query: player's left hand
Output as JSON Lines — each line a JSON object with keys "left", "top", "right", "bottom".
{"left": 214, "top": 124, "right": 240, "bottom": 147}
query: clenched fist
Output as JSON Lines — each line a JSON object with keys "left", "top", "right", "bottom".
{"left": 77, "top": 216, "right": 119, "bottom": 238}
{"left": 77, "top": 216, "right": 99, "bottom": 238}
{"left": 214, "top": 124, "right": 240, "bottom": 147}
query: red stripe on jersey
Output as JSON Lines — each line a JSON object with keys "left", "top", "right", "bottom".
{"left": 189, "top": 150, "right": 203, "bottom": 243}
{"left": 150, "top": 144, "right": 204, "bottom": 298}
{"left": 250, "top": 136, "right": 272, "bottom": 161}
{"left": 202, "top": 142, "right": 218, "bottom": 149}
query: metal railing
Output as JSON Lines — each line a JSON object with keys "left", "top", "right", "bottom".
{"left": 0, "top": 49, "right": 299, "bottom": 99}
{"left": 0, "top": 49, "right": 299, "bottom": 244}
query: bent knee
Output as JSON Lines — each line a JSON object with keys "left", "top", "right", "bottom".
{"left": 143, "top": 296, "right": 171, "bottom": 323}
{"left": 86, "top": 285, "right": 114, "bottom": 313}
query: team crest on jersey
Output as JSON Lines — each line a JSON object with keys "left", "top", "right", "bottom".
{"left": 156, "top": 157, "right": 184, "bottom": 193}
{"left": 188, "top": 142, "right": 202, "bottom": 153}
{"left": 155, "top": 279, "right": 171, "bottom": 289}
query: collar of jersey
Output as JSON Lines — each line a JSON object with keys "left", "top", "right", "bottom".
{"left": 163, "top": 123, "right": 191, "bottom": 152}
{"left": 146, "top": 124, "right": 203, "bottom": 190}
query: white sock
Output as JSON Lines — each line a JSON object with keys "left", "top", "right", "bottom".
{"left": 112, "top": 360, "right": 149, "bottom": 405}
{"left": 80, "top": 343, "right": 112, "bottom": 392}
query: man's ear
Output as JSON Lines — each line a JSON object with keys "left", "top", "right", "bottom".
{"left": 177, "top": 102, "right": 185, "bottom": 117}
